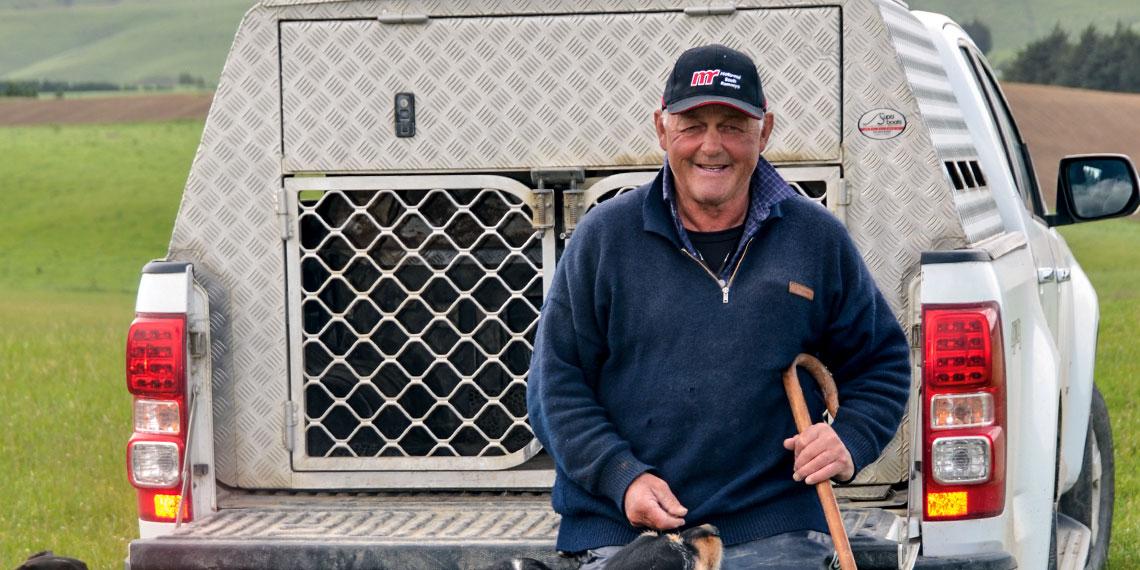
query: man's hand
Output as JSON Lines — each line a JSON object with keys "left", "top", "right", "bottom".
{"left": 782, "top": 423, "right": 855, "bottom": 485}
{"left": 623, "top": 472, "right": 688, "bottom": 530}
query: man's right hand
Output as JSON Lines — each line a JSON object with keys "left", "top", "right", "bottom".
{"left": 623, "top": 472, "right": 688, "bottom": 530}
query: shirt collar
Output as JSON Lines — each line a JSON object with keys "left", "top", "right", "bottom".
{"left": 657, "top": 155, "right": 798, "bottom": 277}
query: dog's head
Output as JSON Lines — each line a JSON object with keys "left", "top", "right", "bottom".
{"left": 606, "top": 524, "right": 723, "bottom": 570}
{"left": 17, "top": 551, "right": 88, "bottom": 570}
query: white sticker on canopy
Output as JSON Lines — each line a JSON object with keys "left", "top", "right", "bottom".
{"left": 858, "top": 108, "right": 907, "bottom": 140}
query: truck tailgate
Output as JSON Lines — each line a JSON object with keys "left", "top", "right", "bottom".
{"left": 126, "top": 490, "right": 960, "bottom": 570}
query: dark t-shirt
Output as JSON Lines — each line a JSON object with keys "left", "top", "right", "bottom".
{"left": 688, "top": 225, "right": 745, "bottom": 274}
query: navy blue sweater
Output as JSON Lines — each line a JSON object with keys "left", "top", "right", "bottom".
{"left": 526, "top": 165, "right": 911, "bottom": 552}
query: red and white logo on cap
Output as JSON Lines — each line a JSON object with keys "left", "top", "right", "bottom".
{"left": 690, "top": 69, "right": 721, "bottom": 87}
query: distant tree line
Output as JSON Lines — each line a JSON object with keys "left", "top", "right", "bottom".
{"left": 1, "top": 80, "right": 123, "bottom": 97}
{"left": 0, "top": 73, "right": 209, "bottom": 98}
{"left": 961, "top": 20, "right": 992, "bottom": 55}
{"left": 1005, "top": 23, "right": 1140, "bottom": 94}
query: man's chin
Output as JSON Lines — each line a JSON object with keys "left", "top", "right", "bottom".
{"left": 688, "top": 186, "right": 741, "bottom": 207}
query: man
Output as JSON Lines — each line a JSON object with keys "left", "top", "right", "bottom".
{"left": 526, "top": 44, "right": 910, "bottom": 569}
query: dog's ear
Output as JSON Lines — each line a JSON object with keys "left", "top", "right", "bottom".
{"left": 606, "top": 532, "right": 693, "bottom": 570}
{"left": 17, "top": 551, "right": 88, "bottom": 570}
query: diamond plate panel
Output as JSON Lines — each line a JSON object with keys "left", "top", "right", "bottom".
{"left": 173, "top": 506, "right": 558, "bottom": 543}
{"left": 280, "top": 8, "right": 840, "bottom": 172}
{"left": 831, "top": 0, "right": 966, "bottom": 486}
{"left": 168, "top": 6, "right": 292, "bottom": 488}
{"left": 878, "top": 0, "right": 1002, "bottom": 244}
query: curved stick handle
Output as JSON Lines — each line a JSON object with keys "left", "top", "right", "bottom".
{"left": 783, "top": 354, "right": 857, "bottom": 570}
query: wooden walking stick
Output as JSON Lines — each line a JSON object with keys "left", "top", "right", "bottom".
{"left": 783, "top": 353, "right": 857, "bottom": 570}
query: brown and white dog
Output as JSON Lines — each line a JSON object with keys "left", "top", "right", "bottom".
{"left": 485, "top": 524, "right": 723, "bottom": 570}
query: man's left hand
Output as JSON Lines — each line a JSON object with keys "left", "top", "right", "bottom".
{"left": 782, "top": 423, "right": 854, "bottom": 485}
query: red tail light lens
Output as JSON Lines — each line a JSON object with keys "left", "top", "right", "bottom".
{"left": 924, "top": 309, "right": 992, "bottom": 388}
{"left": 126, "top": 315, "right": 186, "bottom": 395}
{"left": 922, "top": 303, "right": 1006, "bottom": 521}
{"left": 126, "top": 312, "right": 192, "bottom": 522}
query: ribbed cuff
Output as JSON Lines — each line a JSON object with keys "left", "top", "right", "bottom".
{"left": 596, "top": 450, "right": 652, "bottom": 513}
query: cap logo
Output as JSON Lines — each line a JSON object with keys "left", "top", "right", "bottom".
{"left": 690, "top": 69, "right": 721, "bottom": 87}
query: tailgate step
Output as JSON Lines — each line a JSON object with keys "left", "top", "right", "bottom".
{"left": 129, "top": 493, "right": 912, "bottom": 570}
{"left": 129, "top": 494, "right": 570, "bottom": 569}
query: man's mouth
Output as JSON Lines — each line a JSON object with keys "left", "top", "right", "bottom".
{"left": 696, "top": 164, "right": 729, "bottom": 173}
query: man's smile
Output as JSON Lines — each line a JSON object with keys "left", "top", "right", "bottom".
{"left": 695, "top": 163, "right": 730, "bottom": 173}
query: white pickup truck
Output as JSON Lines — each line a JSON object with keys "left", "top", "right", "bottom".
{"left": 123, "top": 1, "right": 1140, "bottom": 568}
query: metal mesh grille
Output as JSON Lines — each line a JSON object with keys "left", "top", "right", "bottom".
{"left": 297, "top": 185, "right": 542, "bottom": 465}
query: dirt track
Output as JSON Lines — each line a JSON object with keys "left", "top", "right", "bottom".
{"left": 1, "top": 85, "right": 1137, "bottom": 190}
{"left": 0, "top": 93, "right": 213, "bottom": 126}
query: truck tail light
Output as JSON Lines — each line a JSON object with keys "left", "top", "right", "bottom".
{"left": 922, "top": 303, "right": 1006, "bottom": 521}
{"left": 127, "top": 316, "right": 185, "bottom": 396}
{"left": 129, "top": 440, "right": 182, "bottom": 487}
{"left": 125, "top": 313, "right": 191, "bottom": 522}
{"left": 134, "top": 399, "right": 182, "bottom": 435}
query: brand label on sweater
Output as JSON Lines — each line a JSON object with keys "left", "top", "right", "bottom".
{"left": 789, "top": 281, "right": 815, "bottom": 301}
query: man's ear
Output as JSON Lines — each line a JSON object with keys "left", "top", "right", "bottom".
{"left": 654, "top": 109, "right": 668, "bottom": 151}
{"left": 758, "top": 112, "right": 775, "bottom": 153}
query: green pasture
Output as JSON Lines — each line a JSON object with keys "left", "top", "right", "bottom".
{"left": 0, "top": 290, "right": 135, "bottom": 568}
{"left": 0, "top": 121, "right": 202, "bottom": 294}
{"left": 0, "top": 120, "right": 1138, "bottom": 568}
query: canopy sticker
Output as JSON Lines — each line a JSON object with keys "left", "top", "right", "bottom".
{"left": 858, "top": 108, "right": 907, "bottom": 140}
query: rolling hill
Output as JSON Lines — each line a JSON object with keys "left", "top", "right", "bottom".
{"left": 0, "top": 0, "right": 252, "bottom": 86}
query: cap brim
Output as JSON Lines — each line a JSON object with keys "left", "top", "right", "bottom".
{"left": 665, "top": 96, "right": 765, "bottom": 120}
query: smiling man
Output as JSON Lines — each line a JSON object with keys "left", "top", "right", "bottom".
{"left": 527, "top": 45, "right": 910, "bottom": 569}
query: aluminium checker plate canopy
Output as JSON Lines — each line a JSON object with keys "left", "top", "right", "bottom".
{"left": 169, "top": 0, "right": 989, "bottom": 490}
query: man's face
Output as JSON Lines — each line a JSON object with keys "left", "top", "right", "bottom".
{"left": 654, "top": 105, "right": 773, "bottom": 212}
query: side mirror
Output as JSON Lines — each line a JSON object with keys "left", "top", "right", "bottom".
{"left": 1048, "top": 154, "right": 1140, "bottom": 227}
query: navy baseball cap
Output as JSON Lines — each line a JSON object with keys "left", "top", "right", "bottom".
{"left": 662, "top": 44, "right": 766, "bottom": 119}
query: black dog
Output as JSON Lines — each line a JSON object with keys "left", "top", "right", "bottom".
{"left": 16, "top": 551, "right": 88, "bottom": 570}
{"left": 484, "top": 524, "right": 722, "bottom": 570}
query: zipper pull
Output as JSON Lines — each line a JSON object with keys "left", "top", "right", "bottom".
{"left": 719, "top": 279, "right": 729, "bottom": 304}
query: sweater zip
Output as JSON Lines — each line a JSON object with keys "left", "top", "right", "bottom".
{"left": 682, "top": 237, "right": 755, "bottom": 304}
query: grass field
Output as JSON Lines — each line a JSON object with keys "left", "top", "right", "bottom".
{"left": 0, "top": 290, "right": 136, "bottom": 568}
{"left": 0, "top": 120, "right": 1137, "bottom": 568}
{"left": 0, "top": 121, "right": 202, "bottom": 293}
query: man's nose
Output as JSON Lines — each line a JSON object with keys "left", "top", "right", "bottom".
{"left": 698, "top": 127, "right": 724, "bottom": 153}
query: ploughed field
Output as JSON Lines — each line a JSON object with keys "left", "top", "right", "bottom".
{"left": 0, "top": 87, "right": 1138, "bottom": 568}
{"left": 0, "top": 92, "right": 213, "bottom": 126}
